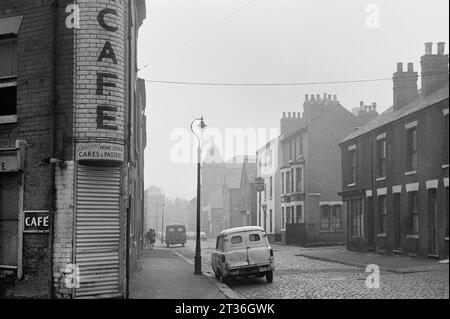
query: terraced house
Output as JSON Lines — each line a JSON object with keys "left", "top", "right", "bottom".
{"left": 339, "top": 42, "right": 449, "bottom": 259}
{"left": 277, "top": 95, "right": 377, "bottom": 245}
{"left": 0, "top": 0, "right": 147, "bottom": 298}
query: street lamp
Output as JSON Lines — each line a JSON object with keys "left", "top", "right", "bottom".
{"left": 255, "top": 177, "right": 265, "bottom": 230}
{"left": 191, "top": 116, "right": 207, "bottom": 275}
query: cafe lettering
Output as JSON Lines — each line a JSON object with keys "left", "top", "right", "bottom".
{"left": 96, "top": 7, "right": 120, "bottom": 131}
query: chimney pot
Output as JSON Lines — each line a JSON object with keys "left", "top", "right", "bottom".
{"left": 310, "top": 95, "right": 315, "bottom": 101}
{"left": 407, "top": 63, "right": 414, "bottom": 72}
{"left": 328, "top": 94, "right": 332, "bottom": 101}
{"left": 297, "top": 112, "right": 301, "bottom": 118}
{"left": 282, "top": 112, "right": 286, "bottom": 118}
{"left": 397, "top": 62, "right": 403, "bottom": 72}
{"left": 437, "top": 42, "right": 445, "bottom": 55}
{"left": 425, "top": 42, "right": 433, "bottom": 55}
{"left": 305, "top": 94, "right": 309, "bottom": 102}
{"left": 333, "top": 95, "right": 337, "bottom": 101}
{"left": 288, "top": 112, "right": 292, "bottom": 118}
{"left": 360, "top": 101, "right": 364, "bottom": 108}
{"left": 323, "top": 93, "right": 327, "bottom": 101}
{"left": 316, "top": 94, "right": 321, "bottom": 101}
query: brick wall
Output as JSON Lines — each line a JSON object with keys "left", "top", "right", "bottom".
{"left": 53, "top": 161, "right": 74, "bottom": 299}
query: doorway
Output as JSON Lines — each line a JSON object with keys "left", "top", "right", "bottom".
{"left": 428, "top": 189, "right": 438, "bottom": 257}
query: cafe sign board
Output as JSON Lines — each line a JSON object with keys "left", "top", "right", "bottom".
{"left": 24, "top": 211, "right": 50, "bottom": 233}
{"left": 76, "top": 142, "right": 124, "bottom": 162}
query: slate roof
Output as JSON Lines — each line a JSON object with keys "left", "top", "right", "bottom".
{"left": 341, "top": 82, "right": 449, "bottom": 144}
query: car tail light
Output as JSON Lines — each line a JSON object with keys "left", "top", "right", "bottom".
{"left": 221, "top": 255, "right": 226, "bottom": 262}
{"left": 270, "top": 249, "right": 273, "bottom": 257}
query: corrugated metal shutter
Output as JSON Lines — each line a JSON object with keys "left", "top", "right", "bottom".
{"left": 75, "top": 165, "right": 121, "bottom": 298}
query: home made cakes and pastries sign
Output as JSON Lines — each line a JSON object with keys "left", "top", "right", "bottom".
{"left": 74, "top": 0, "right": 126, "bottom": 163}
{"left": 76, "top": 142, "right": 124, "bottom": 162}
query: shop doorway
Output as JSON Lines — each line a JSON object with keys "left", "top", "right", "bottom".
{"left": 0, "top": 173, "right": 19, "bottom": 271}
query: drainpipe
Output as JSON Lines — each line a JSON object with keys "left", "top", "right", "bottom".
{"left": 48, "top": 0, "right": 59, "bottom": 299}
{"left": 125, "top": 0, "right": 133, "bottom": 299}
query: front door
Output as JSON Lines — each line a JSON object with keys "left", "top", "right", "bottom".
{"left": 367, "top": 197, "right": 375, "bottom": 250}
{"left": 394, "top": 193, "right": 402, "bottom": 251}
{"left": 0, "top": 173, "right": 19, "bottom": 272}
{"left": 428, "top": 189, "right": 438, "bottom": 257}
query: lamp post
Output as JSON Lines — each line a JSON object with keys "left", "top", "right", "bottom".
{"left": 191, "top": 116, "right": 207, "bottom": 275}
{"left": 255, "top": 177, "right": 265, "bottom": 230}
{"left": 160, "top": 202, "right": 165, "bottom": 245}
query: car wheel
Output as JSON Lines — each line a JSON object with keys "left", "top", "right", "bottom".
{"left": 266, "top": 271, "right": 273, "bottom": 283}
{"left": 220, "top": 273, "right": 229, "bottom": 284}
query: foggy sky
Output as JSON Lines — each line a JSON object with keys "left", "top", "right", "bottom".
{"left": 138, "top": 0, "right": 449, "bottom": 200}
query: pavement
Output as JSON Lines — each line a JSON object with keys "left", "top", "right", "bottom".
{"left": 129, "top": 245, "right": 228, "bottom": 299}
{"left": 0, "top": 274, "right": 50, "bottom": 299}
{"left": 293, "top": 245, "right": 449, "bottom": 273}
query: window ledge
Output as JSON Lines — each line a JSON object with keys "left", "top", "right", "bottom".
{"left": 406, "top": 234, "right": 419, "bottom": 240}
{"left": 376, "top": 177, "right": 386, "bottom": 182}
{"left": 347, "top": 183, "right": 356, "bottom": 187}
{"left": 377, "top": 233, "right": 387, "bottom": 238}
{"left": 443, "top": 164, "right": 449, "bottom": 169}
{"left": 405, "top": 170, "right": 417, "bottom": 176}
{"left": 0, "top": 115, "right": 18, "bottom": 125}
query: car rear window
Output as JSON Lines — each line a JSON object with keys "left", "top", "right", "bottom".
{"left": 230, "top": 236, "right": 242, "bottom": 244}
{"left": 168, "top": 228, "right": 175, "bottom": 232}
{"left": 177, "top": 227, "right": 184, "bottom": 232}
{"left": 249, "top": 234, "right": 261, "bottom": 242}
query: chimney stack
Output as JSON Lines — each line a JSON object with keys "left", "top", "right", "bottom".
{"left": 421, "top": 42, "right": 449, "bottom": 96}
{"left": 393, "top": 62, "right": 418, "bottom": 111}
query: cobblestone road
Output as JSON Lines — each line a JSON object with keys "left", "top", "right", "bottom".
{"left": 176, "top": 239, "right": 449, "bottom": 299}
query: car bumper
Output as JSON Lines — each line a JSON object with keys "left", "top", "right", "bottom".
{"left": 226, "top": 264, "right": 274, "bottom": 277}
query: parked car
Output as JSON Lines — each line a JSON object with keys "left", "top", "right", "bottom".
{"left": 165, "top": 224, "right": 186, "bottom": 247}
{"left": 211, "top": 226, "right": 274, "bottom": 284}
{"left": 186, "top": 231, "right": 196, "bottom": 240}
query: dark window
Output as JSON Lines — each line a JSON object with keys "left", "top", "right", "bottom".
{"left": 379, "top": 196, "right": 387, "bottom": 233}
{"left": 231, "top": 236, "right": 242, "bottom": 244}
{"left": 281, "top": 172, "right": 285, "bottom": 194}
{"left": 286, "top": 206, "right": 291, "bottom": 224}
{"left": 444, "top": 114, "right": 449, "bottom": 165}
{"left": 281, "top": 207, "right": 285, "bottom": 229}
{"left": 286, "top": 171, "right": 291, "bottom": 194}
{"left": 320, "top": 205, "right": 331, "bottom": 231}
{"left": 296, "top": 167, "right": 303, "bottom": 193}
{"left": 350, "top": 199, "right": 364, "bottom": 237}
{"left": 376, "top": 138, "right": 387, "bottom": 178}
{"left": 0, "top": 38, "right": 17, "bottom": 77}
{"left": 296, "top": 205, "right": 302, "bottom": 223}
{"left": 409, "top": 192, "right": 419, "bottom": 234}
{"left": 269, "top": 177, "right": 273, "bottom": 199}
{"left": 216, "top": 237, "right": 224, "bottom": 251}
{"left": 291, "top": 168, "right": 294, "bottom": 193}
{"left": 406, "top": 128, "right": 418, "bottom": 171}
{"left": 249, "top": 234, "right": 260, "bottom": 242}
{"left": 349, "top": 149, "right": 357, "bottom": 184}
{"left": 269, "top": 209, "right": 273, "bottom": 232}
{"left": 0, "top": 37, "right": 17, "bottom": 118}
{"left": 331, "top": 205, "right": 342, "bottom": 231}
